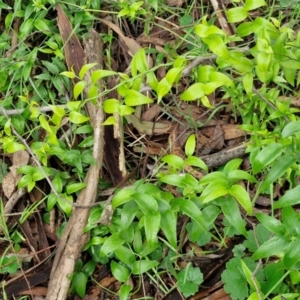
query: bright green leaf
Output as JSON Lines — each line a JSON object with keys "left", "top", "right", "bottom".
{"left": 91, "top": 70, "right": 117, "bottom": 84}
{"left": 131, "top": 48, "right": 148, "bottom": 76}
{"left": 124, "top": 90, "right": 153, "bottom": 106}
{"left": 162, "top": 154, "right": 184, "bottom": 169}
{"left": 274, "top": 185, "right": 300, "bottom": 208}
{"left": 79, "top": 63, "right": 98, "bottom": 80}
{"left": 227, "top": 7, "right": 248, "bottom": 23}
{"left": 160, "top": 209, "right": 177, "bottom": 249}
{"left": 73, "top": 272, "right": 87, "bottom": 298}
{"left": 144, "top": 210, "right": 161, "bottom": 244}
{"left": 251, "top": 143, "right": 284, "bottom": 174}
{"left": 184, "top": 156, "right": 208, "bottom": 172}
{"left": 245, "top": 0, "right": 266, "bottom": 10}
{"left": 252, "top": 235, "right": 290, "bottom": 260}
{"left": 180, "top": 83, "right": 205, "bottom": 101}
{"left": 101, "top": 233, "right": 126, "bottom": 255}
{"left": 282, "top": 121, "right": 300, "bottom": 138}
{"left": 69, "top": 111, "right": 90, "bottom": 124}
{"left": 103, "top": 99, "right": 120, "bottom": 114}
{"left": 218, "top": 196, "right": 247, "bottom": 236}
{"left": 260, "top": 155, "right": 296, "bottom": 192}
{"left": 119, "top": 284, "right": 132, "bottom": 300}
{"left": 185, "top": 134, "right": 196, "bottom": 156}
{"left": 73, "top": 81, "right": 87, "bottom": 100}
{"left": 132, "top": 260, "right": 158, "bottom": 275}
{"left": 60, "top": 71, "right": 76, "bottom": 78}
{"left": 284, "top": 237, "right": 300, "bottom": 269}
{"left": 229, "top": 184, "right": 253, "bottom": 215}
{"left": 102, "top": 116, "right": 116, "bottom": 125}
{"left": 111, "top": 260, "right": 130, "bottom": 282}
{"left": 66, "top": 182, "right": 87, "bottom": 194}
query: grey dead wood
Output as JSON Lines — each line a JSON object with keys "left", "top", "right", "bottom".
{"left": 45, "top": 30, "right": 105, "bottom": 300}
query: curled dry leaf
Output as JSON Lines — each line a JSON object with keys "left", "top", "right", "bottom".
{"left": 167, "top": 0, "right": 185, "bottom": 7}
{"left": 3, "top": 150, "right": 29, "bottom": 199}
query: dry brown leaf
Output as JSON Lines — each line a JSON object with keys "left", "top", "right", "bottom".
{"left": 199, "top": 122, "right": 224, "bottom": 155}
{"left": 126, "top": 114, "right": 172, "bottom": 135}
{"left": 3, "top": 150, "right": 29, "bottom": 198}
{"left": 167, "top": 0, "right": 185, "bottom": 6}
{"left": 142, "top": 104, "right": 161, "bottom": 121}
{"left": 201, "top": 124, "right": 245, "bottom": 140}
{"left": 12, "top": 150, "right": 29, "bottom": 167}
{"left": 56, "top": 4, "right": 84, "bottom": 76}
{"left": 2, "top": 171, "right": 18, "bottom": 199}
{"left": 100, "top": 18, "right": 141, "bottom": 56}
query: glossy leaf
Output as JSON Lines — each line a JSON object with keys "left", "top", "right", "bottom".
{"left": 66, "top": 182, "right": 87, "bottom": 194}
{"left": 120, "top": 201, "right": 138, "bottom": 229}
{"left": 60, "top": 71, "right": 76, "bottom": 78}
{"left": 180, "top": 83, "right": 205, "bottom": 101}
{"left": 101, "top": 233, "right": 125, "bottom": 255}
{"left": 119, "top": 284, "right": 132, "bottom": 300}
{"left": 251, "top": 143, "right": 283, "bottom": 174}
{"left": 110, "top": 260, "right": 130, "bottom": 282}
{"left": 241, "top": 259, "right": 261, "bottom": 290}
{"left": 203, "top": 35, "right": 229, "bottom": 57}
{"left": 184, "top": 156, "right": 208, "bottom": 172}
{"left": 82, "top": 260, "right": 96, "bottom": 277}
{"left": 57, "top": 194, "right": 73, "bottom": 216}
{"left": 185, "top": 134, "right": 196, "bottom": 156}
{"left": 284, "top": 237, "right": 300, "bottom": 269}
{"left": 227, "top": 170, "right": 257, "bottom": 183}
{"left": 159, "top": 174, "right": 185, "bottom": 188}
{"left": 103, "top": 99, "right": 120, "bottom": 114}
{"left": 227, "top": 7, "right": 248, "bottom": 23}
{"left": 282, "top": 121, "right": 300, "bottom": 138}
{"left": 69, "top": 111, "right": 90, "bottom": 124}
{"left": 79, "top": 63, "right": 98, "bottom": 80}
{"left": 274, "top": 185, "right": 300, "bottom": 208}
{"left": 91, "top": 70, "right": 117, "bottom": 83}
{"left": 245, "top": 0, "right": 266, "bottom": 10}
{"left": 172, "top": 198, "right": 205, "bottom": 230}
{"left": 260, "top": 155, "right": 296, "bottom": 192}
{"left": 200, "top": 172, "right": 227, "bottom": 185}
{"left": 102, "top": 116, "right": 116, "bottom": 125}
{"left": 131, "top": 48, "right": 148, "bottom": 76}
{"left": 132, "top": 260, "right": 158, "bottom": 275}
{"left": 73, "top": 81, "right": 87, "bottom": 100}
{"left": 252, "top": 235, "right": 290, "bottom": 260}
{"left": 162, "top": 154, "right": 184, "bottom": 169}
{"left": 281, "top": 206, "right": 300, "bottom": 236}
{"left": 112, "top": 187, "right": 135, "bottom": 208}
{"left": 243, "top": 73, "right": 253, "bottom": 94}
{"left": 256, "top": 213, "right": 286, "bottom": 236}
{"left": 115, "top": 246, "right": 136, "bottom": 265}
{"left": 219, "top": 196, "right": 247, "bottom": 236}
{"left": 166, "top": 67, "right": 183, "bottom": 84}
{"left": 229, "top": 185, "right": 253, "bottom": 215}
{"left": 131, "top": 193, "right": 158, "bottom": 212}
{"left": 160, "top": 209, "right": 177, "bottom": 249}
{"left": 118, "top": 105, "right": 135, "bottom": 116}
{"left": 144, "top": 210, "right": 161, "bottom": 244}
{"left": 124, "top": 90, "right": 153, "bottom": 106}
{"left": 223, "top": 158, "right": 243, "bottom": 174}
{"left": 157, "top": 77, "right": 172, "bottom": 102}
{"left": 73, "top": 272, "right": 87, "bottom": 298}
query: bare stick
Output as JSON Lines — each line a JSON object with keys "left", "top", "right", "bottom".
{"left": 45, "top": 29, "right": 105, "bottom": 300}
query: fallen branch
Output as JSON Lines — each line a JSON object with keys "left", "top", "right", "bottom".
{"left": 201, "top": 144, "right": 247, "bottom": 169}
{"left": 45, "top": 29, "right": 105, "bottom": 300}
